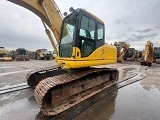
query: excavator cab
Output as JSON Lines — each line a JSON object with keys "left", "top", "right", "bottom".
{"left": 58, "top": 8, "right": 117, "bottom": 69}
{"left": 59, "top": 8, "right": 104, "bottom": 58}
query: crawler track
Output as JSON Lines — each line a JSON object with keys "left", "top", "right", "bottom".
{"left": 26, "top": 65, "right": 67, "bottom": 88}
{"left": 0, "top": 83, "right": 29, "bottom": 95}
{"left": 58, "top": 66, "right": 147, "bottom": 120}
{"left": 40, "top": 66, "right": 147, "bottom": 120}
{"left": 34, "top": 68, "right": 118, "bottom": 116}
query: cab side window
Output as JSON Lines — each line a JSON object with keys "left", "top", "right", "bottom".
{"left": 97, "top": 23, "right": 104, "bottom": 47}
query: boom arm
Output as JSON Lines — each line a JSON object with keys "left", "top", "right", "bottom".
{"left": 7, "top": 0, "right": 63, "bottom": 54}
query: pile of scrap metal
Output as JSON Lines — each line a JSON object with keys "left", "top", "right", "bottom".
{"left": 154, "top": 47, "right": 160, "bottom": 64}
{"left": 11, "top": 48, "right": 29, "bottom": 61}
{"left": 0, "top": 47, "right": 12, "bottom": 61}
{"left": 114, "top": 42, "right": 130, "bottom": 62}
{"left": 140, "top": 40, "right": 154, "bottom": 66}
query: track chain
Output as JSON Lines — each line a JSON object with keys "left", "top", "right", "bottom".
{"left": 34, "top": 68, "right": 117, "bottom": 116}
{"left": 26, "top": 65, "right": 60, "bottom": 86}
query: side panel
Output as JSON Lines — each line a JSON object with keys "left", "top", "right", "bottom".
{"left": 57, "top": 44, "right": 117, "bottom": 69}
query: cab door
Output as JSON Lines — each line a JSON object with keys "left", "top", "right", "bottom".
{"left": 77, "top": 15, "right": 96, "bottom": 58}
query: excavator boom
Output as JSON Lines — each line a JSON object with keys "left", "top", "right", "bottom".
{"left": 140, "top": 40, "right": 154, "bottom": 66}
{"left": 7, "top": 0, "right": 62, "bottom": 54}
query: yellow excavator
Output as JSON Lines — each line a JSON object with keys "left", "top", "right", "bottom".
{"left": 7, "top": 0, "right": 119, "bottom": 116}
{"left": 140, "top": 40, "right": 154, "bottom": 66}
{"left": 114, "top": 42, "right": 130, "bottom": 62}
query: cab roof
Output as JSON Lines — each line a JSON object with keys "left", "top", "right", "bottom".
{"left": 77, "top": 8, "right": 104, "bottom": 24}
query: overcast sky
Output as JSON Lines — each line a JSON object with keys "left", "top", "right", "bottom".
{"left": 0, "top": 0, "right": 160, "bottom": 51}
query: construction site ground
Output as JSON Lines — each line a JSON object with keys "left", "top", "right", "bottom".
{"left": 0, "top": 60, "right": 160, "bottom": 120}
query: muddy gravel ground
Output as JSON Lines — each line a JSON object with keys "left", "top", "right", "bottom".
{"left": 0, "top": 60, "right": 160, "bottom": 120}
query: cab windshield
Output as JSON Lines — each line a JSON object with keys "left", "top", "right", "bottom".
{"left": 59, "top": 15, "right": 75, "bottom": 57}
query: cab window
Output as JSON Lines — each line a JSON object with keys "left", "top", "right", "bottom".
{"left": 79, "top": 15, "right": 96, "bottom": 57}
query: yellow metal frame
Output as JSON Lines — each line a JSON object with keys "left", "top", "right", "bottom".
{"left": 141, "top": 40, "right": 153, "bottom": 63}
{"left": 57, "top": 44, "right": 117, "bottom": 69}
{"left": 8, "top": 0, "right": 62, "bottom": 54}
